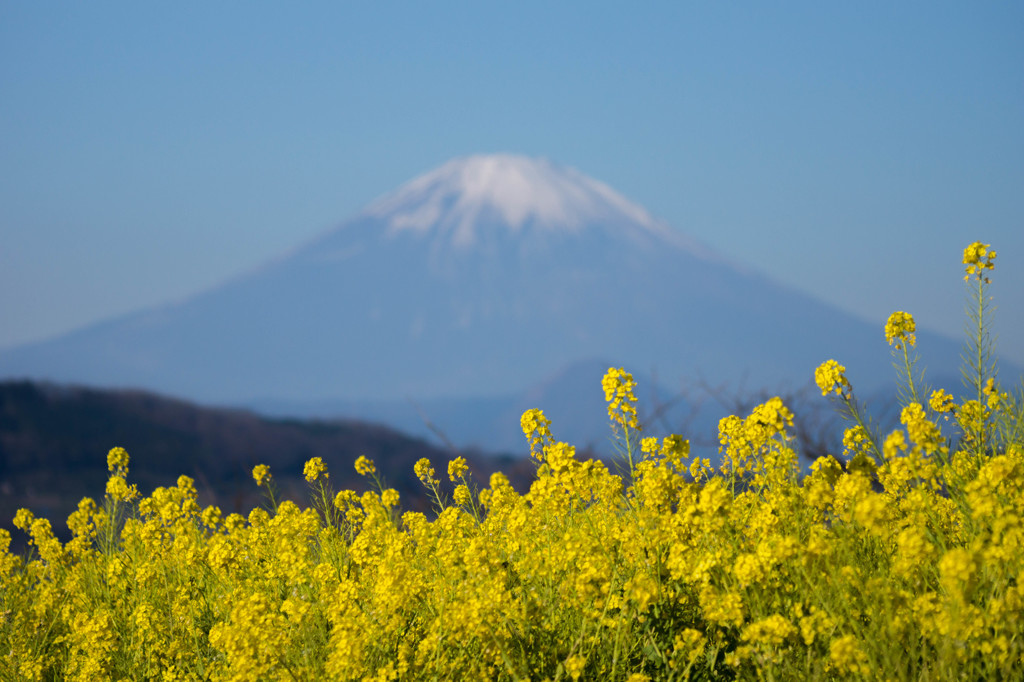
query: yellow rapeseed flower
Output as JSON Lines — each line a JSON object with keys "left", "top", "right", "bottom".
{"left": 414, "top": 458, "right": 437, "bottom": 487}
{"left": 381, "top": 488, "right": 400, "bottom": 508}
{"left": 13, "top": 507, "right": 35, "bottom": 531}
{"left": 900, "top": 402, "right": 945, "bottom": 455}
{"left": 303, "top": 457, "right": 328, "bottom": 482}
{"left": 741, "top": 614, "right": 796, "bottom": 648}
{"left": 829, "top": 634, "right": 871, "bottom": 675}
{"left": 815, "top": 359, "right": 851, "bottom": 399}
{"left": 602, "top": 367, "right": 640, "bottom": 431}
{"left": 105, "top": 475, "right": 138, "bottom": 502}
{"left": 883, "top": 430, "right": 908, "bottom": 460}
{"left": 963, "top": 241, "right": 996, "bottom": 281}
{"left": 929, "top": 388, "right": 956, "bottom": 418}
{"left": 447, "top": 457, "right": 468, "bottom": 482}
{"left": 939, "top": 547, "right": 977, "bottom": 595}
{"left": 251, "top": 464, "right": 271, "bottom": 486}
{"left": 885, "top": 311, "right": 916, "bottom": 349}
{"left": 453, "top": 484, "right": 472, "bottom": 507}
{"left": 354, "top": 455, "right": 376, "bottom": 476}
{"left": 521, "top": 408, "right": 553, "bottom": 459}
{"left": 106, "top": 446, "right": 130, "bottom": 473}
{"left": 200, "top": 505, "right": 222, "bottom": 528}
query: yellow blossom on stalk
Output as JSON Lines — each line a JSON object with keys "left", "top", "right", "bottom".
{"left": 660, "top": 434, "right": 690, "bottom": 466}
{"left": 65, "top": 609, "right": 115, "bottom": 681}
{"left": 815, "top": 359, "right": 851, "bottom": 398}
{"left": 489, "top": 471, "right": 509, "bottom": 491}
{"left": 741, "top": 614, "right": 796, "bottom": 648}
{"left": 26, "top": 517, "right": 64, "bottom": 564}
{"left": 105, "top": 475, "right": 138, "bottom": 502}
{"left": 893, "top": 525, "right": 936, "bottom": 578}
{"left": 201, "top": 505, "right": 222, "bottom": 528}
{"left": 883, "top": 430, "right": 907, "bottom": 460}
{"left": 829, "top": 634, "right": 871, "bottom": 675}
{"left": 521, "top": 408, "right": 553, "bottom": 459}
{"left": 983, "top": 377, "right": 1006, "bottom": 410}
{"left": 334, "top": 489, "right": 358, "bottom": 512}
{"left": 963, "top": 241, "right": 996, "bottom": 281}
{"left": 0, "top": 530, "right": 15, "bottom": 579}
{"left": 208, "top": 592, "right": 290, "bottom": 679}
{"left": 733, "top": 552, "right": 766, "bottom": 587}
{"left": 798, "top": 606, "right": 835, "bottom": 646}
{"left": 224, "top": 512, "right": 245, "bottom": 531}
{"left": 929, "top": 388, "right": 956, "bottom": 418}
{"left": 689, "top": 456, "right": 712, "bottom": 480}
{"left": 106, "top": 446, "right": 129, "bottom": 473}
{"left": 853, "top": 493, "right": 889, "bottom": 536}
{"left": 842, "top": 425, "right": 868, "bottom": 454}
{"left": 939, "top": 547, "right": 977, "bottom": 595}
{"left": 354, "top": 455, "right": 376, "bottom": 476}
{"left": 545, "top": 441, "right": 577, "bottom": 473}
{"left": 248, "top": 507, "right": 269, "bottom": 527}
{"left": 699, "top": 584, "right": 745, "bottom": 628}
{"left": 65, "top": 497, "right": 100, "bottom": 555}
{"left": 885, "top": 311, "right": 917, "bottom": 349}
{"left": 957, "top": 400, "right": 988, "bottom": 445}
{"left": 303, "top": 457, "right": 328, "bottom": 482}
{"left": 381, "top": 488, "right": 400, "bottom": 508}
{"left": 453, "top": 484, "right": 472, "bottom": 507}
{"left": 901, "top": 402, "right": 945, "bottom": 456}
{"left": 602, "top": 366, "right": 640, "bottom": 431}
{"left": 414, "top": 458, "right": 437, "bottom": 485}
{"left": 252, "top": 464, "right": 271, "bottom": 486}
{"left": 447, "top": 457, "right": 468, "bottom": 482}
{"left": 12, "top": 507, "right": 34, "bottom": 531}
{"left": 177, "top": 474, "right": 197, "bottom": 497}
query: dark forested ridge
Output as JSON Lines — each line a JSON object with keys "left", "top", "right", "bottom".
{"left": 0, "top": 380, "right": 534, "bottom": 544}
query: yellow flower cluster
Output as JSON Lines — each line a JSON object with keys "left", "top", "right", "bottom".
{"left": 930, "top": 388, "right": 956, "bottom": 417}
{"left": 963, "top": 241, "right": 996, "bottom": 281}
{"left": 3, "top": 242, "right": 1022, "bottom": 680}
{"left": 354, "top": 455, "right": 376, "bottom": 476}
{"left": 6, "top": 362, "right": 1021, "bottom": 679}
{"left": 602, "top": 366, "right": 640, "bottom": 432}
{"left": 106, "top": 445, "right": 130, "bottom": 473}
{"left": 814, "top": 359, "right": 850, "bottom": 399}
{"left": 447, "top": 456, "right": 468, "bottom": 482}
{"left": 413, "top": 457, "right": 436, "bottom": 485}
{"left": 885, "top": 310, "right": 917, "bottom": 349}
{"left": 251, "top": 463, "right": 271, "bottom": 486}
{"left": 303, "top": 456, "right": 328, "bottom": 482}
{"left": 520, "top": 407, "right": 553, "bottom": 460}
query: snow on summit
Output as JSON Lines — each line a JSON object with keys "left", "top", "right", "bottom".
{"left": 364, "top": 154, "right": 666, "bottom": 246}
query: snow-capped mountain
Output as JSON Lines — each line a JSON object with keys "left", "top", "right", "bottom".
{"left": 363, "top": 154, "right": 678, "bottom": 245}
{"left": 0, "top": 154, "right": 968, "bottom": 426}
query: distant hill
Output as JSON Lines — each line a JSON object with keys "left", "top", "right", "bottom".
{"left": 0, "top": 380, "right": 535, "bottom": 547}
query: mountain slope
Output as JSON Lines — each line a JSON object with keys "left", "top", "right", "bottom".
{"left": 0, "top": 380, "right": 534, "bottom": 544}
{"left": 0, "top": 154, "right": 972, "bottom": 410}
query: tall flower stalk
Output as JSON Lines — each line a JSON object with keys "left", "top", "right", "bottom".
{"left": 960, "top": 241, "right": 997, "bottom": 458}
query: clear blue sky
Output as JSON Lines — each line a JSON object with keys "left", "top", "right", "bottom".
{"left": 3, "top": 2, "right": 1023, "bottom": 369}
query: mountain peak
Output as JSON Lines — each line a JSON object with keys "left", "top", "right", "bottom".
{"left": 361, "top": 154, "right": 665, "bottom": 247}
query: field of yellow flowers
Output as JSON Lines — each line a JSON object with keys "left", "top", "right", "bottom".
{"left": 3, "top": 243, "right": 1022, "bottom": 680}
